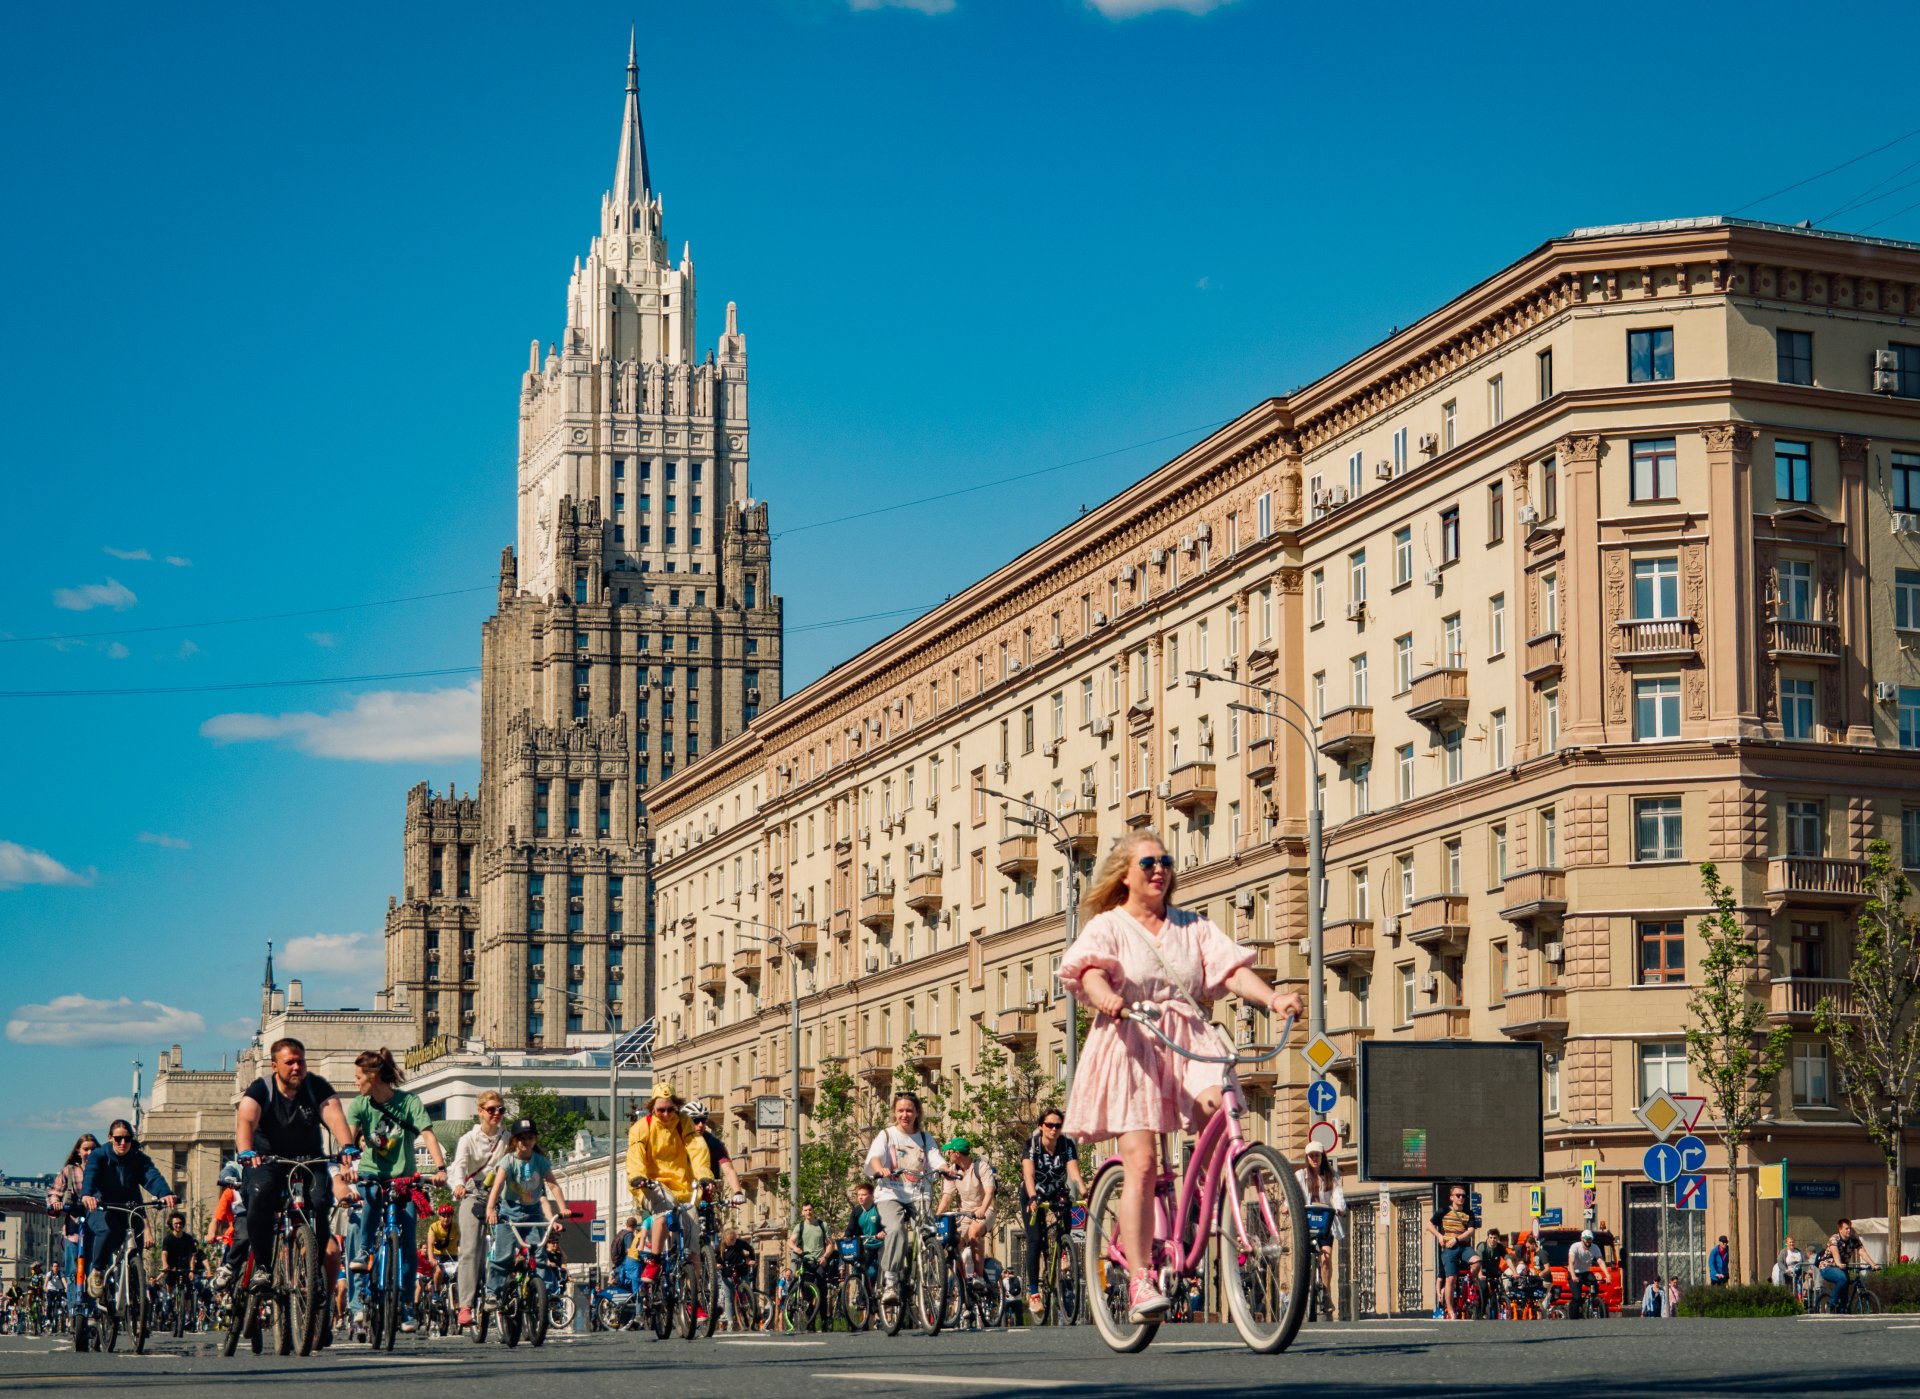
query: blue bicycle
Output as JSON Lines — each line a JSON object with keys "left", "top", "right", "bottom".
{"left": 633, "top": 1179, "right": 713, "bottom": 1341}
{"left": 358, "top": 1174, "right": 423, "bottom": 1351}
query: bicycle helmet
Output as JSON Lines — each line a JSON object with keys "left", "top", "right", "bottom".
{"left": 683, "top": 1100, "right": 710, "bottom": 1124}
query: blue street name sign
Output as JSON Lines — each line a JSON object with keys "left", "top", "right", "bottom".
{"left": 1539, "top": 1208, "right": 1563, "bottom": 1226}
{"left": 1674, "top": 1134, "right": 1708, "bottom": 1173}
{"left": 1643, "top": 1142, "right": 1682, "bottom": 1185}
{"left": 1307, "top": 1079, "right": 1338, "bottom": 1115}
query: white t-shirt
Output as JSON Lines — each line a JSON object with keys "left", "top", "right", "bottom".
{"left": 865, "top": 1128, "right": 944, "bottom": 1208}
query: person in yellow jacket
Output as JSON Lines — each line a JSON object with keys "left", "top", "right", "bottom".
{"left": 627, "top": 1084, "right": 713, "bottom": 1283}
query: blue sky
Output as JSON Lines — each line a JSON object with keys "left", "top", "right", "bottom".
{"left": 5, "top": 0, "right": 1917, "bottom": 1168}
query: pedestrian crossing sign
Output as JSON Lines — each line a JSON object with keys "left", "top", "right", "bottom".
{"left": 1528, "top": 1187, "right": 1543, "bottom": 1218}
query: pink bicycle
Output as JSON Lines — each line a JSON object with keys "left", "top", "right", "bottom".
{"left": 1083, "top": 1005, "right": 1309, "bottom": 1354}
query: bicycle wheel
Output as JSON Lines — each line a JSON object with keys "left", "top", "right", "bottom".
{"left": 1084, "top": 1164, "right": 1154, "bottom": 1353}
{"left": 548, "top": 1287, "right": 576, "bottom": 1331}
{"left": 102, "top": 1283, "right": 121, "bottom": 1353}
{"left": 1056, "top": 1231, "right": 1083, "bottom": 1326}
{"left": 650, "top": 1277, "right": 675, "bottom": 1340}
{"left": 916, "top": 1238, "right": 950, "bottom": 1336}
{"left": 1852, "top": 1286, "right": 1881, "bottom": 1314}
{"left": 840, "top": 1273, "right": 873, "bottom": 1331}
{"left": 699, "top": 1243, "right": 720, "bottom": 1337}
{"left": 287, "top": 1221, "right": 322, "bottom": 1356}
{"left": 221, "top": 1273, "right": 248, "bottom": 1357}
{"left": 1220, "top": 1142, "right": 1308, "bottom": 1355}
{"left": 474, "top": 1291, "right": 491, "bottom": 1344}
{"left": 500, "top": 1285, "right": 522, "bottom": 1348}
{"left": 678, "top": 1250, "right": 704, "bottom": 1339}
{"left": 172, "top": 1284, "right": 186, "bottom": 1338}
{"left": 128, "top": 1254, "right": 150, "bottom": 1354}
{"left": 528, "top": 1278, "right": 550, "bottom": 1346}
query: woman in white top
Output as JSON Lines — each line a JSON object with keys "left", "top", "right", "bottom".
{"left": 864, "top": 1092, "right": 945, "bottom": 1307}
{"left": 446, "top": 1089, "right": 510, "bottom": 1326}
{"left": 1295, "top": 1143, "right": 1346, "bottom": 1318}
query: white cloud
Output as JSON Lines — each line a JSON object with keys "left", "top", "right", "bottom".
{"left": 52, "top": 578, "right": 137, "bottom": 612}
{"left": 138, "top": 832, "right": 191, "bottom": 850}
{"left": 200, "top": 681, "right": 480, "bottom": 763}
{"left": 848, "top": 0, "right": 955, "bottom": 11}
{"left": 22, "top": 1095, "right": 135, "bottom": 1132}
{"left": 7, "top": 994, "right": 205, "bottom": 1047}
{"left": 0, "top": 841, "right": 92, "bottom": 890}
{"left": 1195, "top": 275, "right": 1211, "bottom": 291}
{"left": 1087, "top": 0, "right": 1234, "bottom": 15}
{"left": 106, "top": 641, "right": 130, "bottom": 659}
{"left": 217, "top": 1018, "right": 258, "bottom": 1039}
{"left": 306, "top": 632, "right": 338, "bottom": 648}
{"left": 177, "top": 640, "right": 200, "bottom": 660}
{"left": 164, "top": 556, "right": 192, "bottom": 568}
{"left": 281, "top": 931, "right": 377, "bottom": 975}
{"left": 103, "top": 546, "right": 152, "bottom": 561}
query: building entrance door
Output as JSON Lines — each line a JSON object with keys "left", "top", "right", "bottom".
{"left": 1625, "top": 1183, "right": 1705, "bottom": 1300}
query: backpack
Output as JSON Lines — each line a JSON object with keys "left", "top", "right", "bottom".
{"left": 1641, "top": 1283, "right": 1662, "bottom": 1317}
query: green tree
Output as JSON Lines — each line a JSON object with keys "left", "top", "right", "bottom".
{"left": 1686, "top": 862, "right": 1792, "bottom": 1286}
{"left": 782, "top": 1057, "right": 870, "bottom": 1229}
{"left": 1816, "top": 839, "right": 1920, "bottom": 1267}
{"left": 918, "top": 1030, "right": 1063, "bottom": 1208}
{"left": 500, "top": 1079, "right": 586, "bottom": 1161}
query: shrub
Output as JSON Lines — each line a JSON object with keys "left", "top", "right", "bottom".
{"left": 1674, "top": 1283, "right": 1801, "bottom": 1317}
{"left": 1874, "top": 1268, "right": 1920, "bottom": 1312}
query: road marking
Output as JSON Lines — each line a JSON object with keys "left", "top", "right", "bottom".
{"left": 1320, "top": 1326, "right": 1436, "bottom": 1334}
{"left": 332, "top": 1353, "right": 470, "bottom": 1364}
{"left": 814, "top": 1373, "right": 1073, "bottom": 1390}
{"left": 718, "top": 1338, "right": 828, "bottom": 1346}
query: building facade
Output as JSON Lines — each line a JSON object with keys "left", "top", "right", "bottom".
{"left": 385, "top": 39, "right": 783, "bottom": 1051}
{"left": 648, "top": 217, "right": 1920, "bottom": 1297}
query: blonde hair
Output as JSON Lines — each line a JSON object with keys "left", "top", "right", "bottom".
{"left": 476, "top": 1089, "right": 505, "bottom": 1112}
{"left": 1079, "top": 828, "right": 1176, "bottom": 920}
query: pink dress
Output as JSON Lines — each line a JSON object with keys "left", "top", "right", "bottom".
{"left": 1060, "top": 905, "right": 1255, "bottom": 1138}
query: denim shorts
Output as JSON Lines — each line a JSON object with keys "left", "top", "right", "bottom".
{"left": 1437, "top": 1245, "right": 1470, "bottom": 1279}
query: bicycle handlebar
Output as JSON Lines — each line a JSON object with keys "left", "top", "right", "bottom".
{"left": 1125, "top": 1003, "right": 1298, "bottom": 1066}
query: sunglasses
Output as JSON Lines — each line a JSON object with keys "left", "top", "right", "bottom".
{"left": 1136, "top": 856, "right": 1174, "bottom": 872}
{"left": 481, "top": 1107, "right": 504, "bottom": 1116}
{"left": 111, "top": 1135, "right": 133, "bottom": 1144}
{"left": 1041, "top": 1121, "right": 1063, "bottom": 1130}
{"left": 656, "top": 1104, "right": 679, "bottom": 1114}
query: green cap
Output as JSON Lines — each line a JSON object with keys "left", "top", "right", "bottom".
{"left": 942, "top": 1137, "right": 971, "bottom": 1155}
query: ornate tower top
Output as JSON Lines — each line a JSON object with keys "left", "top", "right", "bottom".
{"left": 611, "top": 28, "right": 651, "bottom": 221}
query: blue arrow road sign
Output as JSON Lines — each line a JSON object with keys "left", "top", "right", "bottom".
{"left": 1307, "top": 1079, "right": 1338, "bottom": 1115}
{"left": 1643, "top": 1142, "right": 1682, "bottom": 1185}
{"left": 1675, "top": 1174, "right": 1708, "bottom": 1211}
{"left": 1674, "top": 1134, "right": 1707, "bottom": 1173}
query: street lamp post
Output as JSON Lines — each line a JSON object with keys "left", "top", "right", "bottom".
{"left": 605, "top": 1014, "right": 655, "bottom": 1270}
{"left": 978, "top": 786, "right": 1085, "bottom": 1093}
{"left": 729, "top": 917, "right": 803, "bottom": 1232}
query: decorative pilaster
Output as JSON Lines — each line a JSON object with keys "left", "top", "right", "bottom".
{"left": 1557, "top": 435, "right": 1605, "bottom": 745}
{"left": 1703, "top": 424, "right": 1761, "bottom": 733}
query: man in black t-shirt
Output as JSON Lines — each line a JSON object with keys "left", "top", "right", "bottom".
{"left": 233, "top": 1037, "right": 355, "bottom": 1292}
{"left": 160, "top": 1213, "right": 200, "bottom": 1286}
{"left": 1019, "top": 1112, "right": 1085, "bottom": 1312}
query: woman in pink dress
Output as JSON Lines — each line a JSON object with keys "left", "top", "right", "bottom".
{"left": 1061, "top": 828, "right": 1302, "bottom": 1321}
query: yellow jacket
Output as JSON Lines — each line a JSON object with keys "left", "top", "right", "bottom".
{"left": 627, "top": 1111, "right": 713, "bottom": 1203}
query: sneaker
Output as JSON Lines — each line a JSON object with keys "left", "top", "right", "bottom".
{"left": 248, "top": 1268, "right": 274, "bottom": 1295}
{"left": 639, "top": 1260, "right": 660, "bottom": 1284}
{"left": 86, "top": 1272, "right": 106, "bottom": 1301}
{"left": 213, "top": 1264, "right": 234, "bottom": 1290}
{"left": 457, "top": 1306, "right": 472, "bottom": 1327}
{"left": 880, "top": 1274, "right": 899, "bottom": 1305}
{"left": 1028, "top": 1291, "right": 1044, "bottom": 1316}
{"left": 1127, "top": 1271, "right": 1170, "bottom": 1322}
{"left": 400, "top": 1308, "right": 416, "bottom": 1333}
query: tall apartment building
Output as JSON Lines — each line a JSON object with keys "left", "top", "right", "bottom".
{"left": 385, "top": 39, "right": 782, "bottom": 1050}
{"left": 383, "top": 782, "right": 481, "bottom": 1045}
{"left": 648, "top": 217, "right": 1920, "bottom": 1294}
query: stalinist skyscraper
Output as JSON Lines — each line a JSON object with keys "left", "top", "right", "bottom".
{"left": 385, "top": 39, "right": 782, "bottom": 1049}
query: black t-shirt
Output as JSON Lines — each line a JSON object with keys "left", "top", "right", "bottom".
{"left": 701, "top": 1129, "right": 731, "bottom": 1166}
{"left": 161, "top": 1234, "right": 199, "bottom": 1275}
{"left": 1022, "top": 1134, "right": 1078, "bottom": 1201}
{"left": 243, "top": 1073, "right": 337, "bottom": 1158}
{"left": 721, "top": 1240, "right": 755, "bottom": 1276}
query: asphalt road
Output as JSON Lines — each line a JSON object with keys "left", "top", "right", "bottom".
{"left": 1, "top": 1314, "right": 1915, "bottom": 1397}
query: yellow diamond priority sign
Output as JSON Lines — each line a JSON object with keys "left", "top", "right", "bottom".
{"left": 1301, "top": 1032, "right": 1339, "bottom": 1075}
{"left": 1634, "top": 1087, "right": 1687, "bottom": 1141}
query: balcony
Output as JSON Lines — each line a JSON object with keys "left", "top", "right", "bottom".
{"left": 732, "top": 946, "right": 762, "bottom": 985}
{"left": 904, "top": 872, "right": 943, "bottom": 916}
{"left": 1767, "top": 618, "right": 1841, "bottom": 663}
{"left": 1768, "top": 977, "right": 1859, "bottom": 1024}
{"left": 1245, "top": 940, "right": 1290, "bottom": 984}
{"left": 1235, "top": 1048, "right": 1279, "bottom": 1092}
{"left": 992, "top": 1008, "right": 1038, "bottom": 1049}
{"left": 697, "top": 961, "right": 726, "bottom": 996}
{"left": 1327, "top": 1025, "right": 1373, "bottom": 1070}
{"left": 796, "top": 1066, "right": 817, "bottom": 1104}
{"left": 908, "top": 1036, "right": 943, "bottom": 1072}
{"left": 728, "top": 1084, "right": 753, "bottom": 1122}
{"left": 1321, "top": 919, "right": 1375, "bottom": 972}
{"left": 1523, "top": 631, "right": 1563, "bottom": 682}
{"left": 1244, "top": 734, "right": 1277, "bottom": 782}
{"left": 678, "top": 974, "right": 694, "bottom": 1004}
{"left": 1060, "top": 808, "right": 1100, "bottom": 859}
{"left": 859, "top": 888, "right": 896, "bottom": 931}
{"left": 785, "top": 920, "right": 819, "bottom": 956}
{"left": 1411, "top": 1006, "right": 1472, "bottom": 1041}
{"left": 997, "top": 834, "right": 1039, "bottom": 879}
{"left": 1407, "top": 668, "right": 1469, "bottom": 727}
{"left": 1406, "top": 894, "right": 1470, "bottom": 955}
{"left": 857, "top": 1047, "right": 894, "bottom": 1089}
{"left": 1499, "top": 869, "right": 1567, "bottom": 926}
{"left": 752, "top": 1073, "right": 779, "bottom": 1098}
{"left": 1500, "top": 987, "right": 1568, "bottom": 1040}
{"left": 830, "top": 909, "right": 853, "bottom": 942}
{"left": 1614, "top": 616, "right": 1698, "bottom": 661}
{"left": 1765, "top": 857, "right": 1867, "bottom": 911}
{"left": 1167, "top": 762, "right": 1218, "bottom": 816}
{"left": 1125, "top": 788, "right": 1155, "bottom": 828}
{"left": 744, "top": 1146, "right": 781, "bottom": 1180}
{"left": 1316, "top": 706, "right": 1374, "bottom": 762}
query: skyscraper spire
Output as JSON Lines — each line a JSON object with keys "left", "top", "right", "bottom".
{"left": 611, "top": 27, "right": 651, "bottom": 217}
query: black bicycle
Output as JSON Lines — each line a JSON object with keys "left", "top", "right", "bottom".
{"left": 1028, "top": 1194, "right": 1084, "bottom": 1326}
{"left": 222, "top": 1154, "right": 332, "bottom": 1358}
{"left": 480, "top": 1219, "right": 554, "bottom": 1348}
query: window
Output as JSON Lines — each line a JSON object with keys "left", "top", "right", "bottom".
{"left": 1793, "top": 1043, "right": 1830, "bottom": 1106}
{"left": 1442, "top": 400, "right": 1457, "bottom": 451}
{"left": 1444, "top": 838, "right": 1463, "bottom": 892}
{"left": 1627, "top": 327, "right": 1675, "bottom": 383}
{"left": 1638, "top": 922, "right": 1686, "bottom": 984}
{"left": 1488, "top": 375, "right": 1504, "bottom": 426}
{"left": 1900, "top": 688, "right": 1920, "bottom": 749}
{"left": 1791, "top": 921, "right": 1826, "bottom": 978}
{"left": 1784, "top": 799, "right": 1825, "bottom": 857}
{"left": 1489, "top": 593, "right": 1506, "bottom": 656}
{"left": 1777, "top": 329, "right": 1813, "bottom": 386}
{"left": 1397, "top": 853, "right": 1415, "bottom": 910}
{"left": 1774, "top": 439, "right": 1812, "bottom": 504}
{"left": 1635, "top": 677, "right": 1680, "bottom": 739}
{"left": 1633, "top": 557, "right": 1679, "bottom": 618}
{"left": 1443, "top": 730, "right": 1463, "bottom": 787}
{"left": 1312, "top": 671, "right": 1326, "bottom": 719}
{"left": 1893, "top": 343, "right": 1920, "bottom": 398}
{"left": 1257, "top": 492, "right": 1273, "bottom": 539}
{"left": 1540, "top": 456, "right": 1559, "bottom": 520}
{"left": 1488, "top": 481, "right": 1505, "bottom": 543}
{"left": 1781, "top": 678, "right": 1816, "bottom": 740}
{"left": 1352, "top": 868, "right": 1370, "bottom": 920}
{"left": 1392, "top": 426, "right": 1409, "bottom": 475}
{"left": 1394, "top": 635, "right": 1413, "bottom": 692}
{"left": 1543, "top": 689, "right": 1560, "bottom": 752}
{"left": 1350, "top": 654, "right": 1370, "bottom": 707}
{"left": 1399, "top": 966, "right": 1416, "bottom": 1025}
{"left": 1545, "top": 1056, "right": 1560, "bottom": 1115}
{"left": 1492, "top": 939, "right": 1509, "bottom": 1000}
{"left": 1777, "top": 560, "right": 1814, "bottom": 621}
{"left": 1639, "top": 1042, "right": 1688, "bottom": 1097}
{"left": 1442, "top": 613, "right": 1463, "bottom": 667}
{"left": 1440, "top": 507, "right": 1460, "bottom": 563}
{"left": 1895, "top": 453, "right": 1920, "bottom": 513}
{"left": 1634, "top": 797, "right": 1683, "bottom": 861}
{"left": 1393, "top": 527, "right": 1413, "bottom": 587}
{"left": 1349, "top": 450, "right": 1364, "bottom": 497}
{"left": 1491, "top": 823, "right": 1508, "bottom": 881}
{"left": 1630, "top": 438, "right": 1678, "bottom": 502}
{"left": 1396, "top": 743, "right": 1415, "bottom": 802}
{"left": 1537, "top": 347, "right": 1554, "bottom": 400}
{"left": 1490, "top": 709, "right": 1507, "bottom": 768}
{"left": 1352, "top": 761, "right": 1371, "bottom": 815}
{"left": 1904, "top": 808, "right": 1920, "bottom": 869}
{"left": 1308, "top": 571, "right": 1323, "bottom": 626}
{"left": 1349, "top": 550, "right": 1367, "bottom": 604}
{"left": 1539, "top": 807, "right": 1558, "bottom": 867}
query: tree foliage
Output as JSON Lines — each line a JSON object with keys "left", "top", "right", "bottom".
{"left": 501, "top": 1078, "right": 586, "bottom": 1161}
{"left": 782, "top": 1056, "right": 873, "bottom": 1229}
{"left": 1816, "top": 839, "right": 1920, "bottom": 1266}
{"left": 920, "top": 1030, "right": 1064, "bottom": 1207}
{"left": 1686, "top": 862, "right": 1792, "bottom": 1287}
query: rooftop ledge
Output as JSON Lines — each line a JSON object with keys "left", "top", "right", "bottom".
{"left": 1563, "top": 215, "right": 1920, "bottom": 254}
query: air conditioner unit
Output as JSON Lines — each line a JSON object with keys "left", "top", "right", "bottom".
{"left": 1120, "top": 565, "right": 1137, "bottom": 584}
{"left": 1894, "top": 513, "right": 1920, "bottom": 537}
{"left": 1194, "top": 522, "right": 1212, "bottom": 543}
{"left": 1041, "top": 739, "right": 1061, "bottom": 758}
{"left": 1234, "top": 891, "right": 1255, "bottom": 913}
{"left": 530, "top": 965, "right": 545, "bottom": 980}
{"left": 1418, "top": 432, "right": 1440, "bottom": 455}
{"left": 1080, "top": 778, "right": 1099, "bottom": 798}
{"left": 1089, "top": 715, "right": 1114, "bottom": 737}
{"left": 1877, "top": 681, "right": 1901, "bottom": 704}
{"left": 924, "top": 797, "right": 938, "bottom": 812}
{"left": 1092, "top": 610, "right": 1109, "bottom": 628}
{"left": 1345, "top": 601, "right": 1367, "bottom": 621}
{"left": 1155, "top": 781, "right": 1172, "bottom": 799}
{"left": 1543, "top": 942, "right": 1564, "bottom": 964}
{"left": 1375, "top": 461, "right": 1394, "bottom": 481}
{"left": 1874, "top": 348, "right": 1900, "bottom": 370}
{"left": 1383, "top": 915, "right": 1401, "bottom": 938}
{"left": 1179, "top": 535, "right": 1195, "bottom": 555}
{"left": 1329, "top": 486, "right": 1350, "bottom": 506}
{"left": 863, "top": 956, "right": 880, "bottom": 974}
{"left": 1424, "top": 567, "right": 1443, "bottom": 586}
{"left": 994, "top": 761, "right": 1010, "bottom": 778}
{"left": 1420, "top": 972, "right": 1439, "bottom": 994}
{"left": 859, "top": 826, "right": 872, "bottom": 845}
{"left": 1008, "top": 659, "right": 1024, "bottom": 676}
{"left": 1185, "top": 671, "right": 1202, "bottom": 692}
{"left": 1049, "top": 633, "right": 1064, "bottom": 651}
{"left": 575, "top": 685, "right": 590, "bottom": 699}
{"left": 1150, "top": 547, "right": 1167, "bottom": 566}
{"left": 1874, "top": 369, "right": 1900, "bottom": 394}
{"left": 1517, "top": 504, "right": 1540, "bottom": 528}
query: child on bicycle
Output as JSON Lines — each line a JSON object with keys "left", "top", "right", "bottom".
{"left": 483, "top": 1117, "right": 567, "bottom": 1302}
{"left": 1060, "top": 830, "right": 1303, "bottom": 1322}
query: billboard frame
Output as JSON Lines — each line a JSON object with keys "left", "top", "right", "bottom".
{"left": 1357, "top": 1040, "right": 1545, "bottom": 1183}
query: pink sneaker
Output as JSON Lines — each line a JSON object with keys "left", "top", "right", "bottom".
{"left": 1128, "top": 1271, "right": 1170, "bottom": 1321}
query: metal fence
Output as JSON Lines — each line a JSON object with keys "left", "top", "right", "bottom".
{"left": 1345, "top": 1197, "right": 1378, "bottom": 1318}
{"left": 1395, "top": 1192, "right": 1428, "bottom": 1315}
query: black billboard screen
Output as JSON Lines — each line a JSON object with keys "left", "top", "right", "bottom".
{"left": 1357, "top": 1041, "right": 1545, "bottom": 1182}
